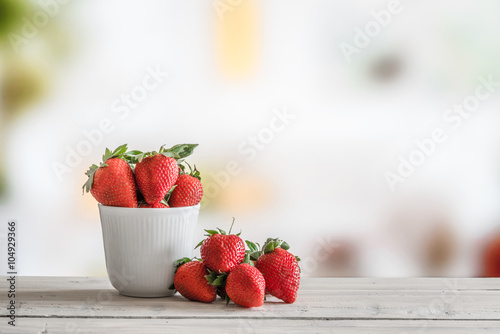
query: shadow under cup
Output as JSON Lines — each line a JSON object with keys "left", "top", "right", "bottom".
{"left": 98, "top": 204, "right": 200, "bottom": 297}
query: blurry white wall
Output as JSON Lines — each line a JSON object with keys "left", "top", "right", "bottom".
{"left": 1, "top": 0, "right": 500, "bottom": 277}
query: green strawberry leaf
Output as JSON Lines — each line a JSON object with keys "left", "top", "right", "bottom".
{"left": 204, "top": 229, "right": 219, "bottom": 236}
{"left": 177, "top": 159, "right": 186, "bottom": 173}
{"left": 167, "top": 144, "right": 199, "bottom": 159}
{"left": 281, "top": 241, "right": 290, "bottom": 251}
{"left": 174, "top": 257, "right": 191, "bottom": 269}
{"left": 263, "top": 241, "right": 275, "bottom": 254}
{"left": 194, "top": 239, "right": 204, "bottom": 249}
{"left": 245, "top": 240, "right": 258, "bottom": 253}
{"left": 161, "top": 151, "right": 181, "bottom": 159}
{"left": 163, "top": 185, "right": 177, "bottom": 203}
{"left": 125, "top": 150, "right": 142, "bottom": 156}
{"left": 204, "top": 271, "right": 216, "bottom": 284}
{"left": 82, "top": 164, "right": 99, "bottom": 194}
{"left": 191, "top": 165, "right": 201, "bottom": 181}
{"left": 206, "top": 271, "right": 227, "bottom": 287}
{"left": 242, "top": 252, "right": 254, "bottom": 266}
{"left": 102, "top": 144, "right": 128, "bottom": 161}
{"left": 250, "top": 251, "right": 261, "bottom": 261}
{"left": 211, "top": 274, "right": 227, "bottom": 287}
{"left": 261, "top": 237, "right": 291, "bottom": 254}
{"left": 113, "top": 144, "right": 128, "bottom": 156}
{"left": 179, "top": 161, "right": 201, "bottom": 180}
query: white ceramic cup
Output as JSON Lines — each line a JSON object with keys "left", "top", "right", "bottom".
{"left": 98, "top": 204, "right": 200, "bottom": 297}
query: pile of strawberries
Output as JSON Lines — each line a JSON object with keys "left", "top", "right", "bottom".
{"left": 83, "top": 144, "right": 203, "bottom": 208}
{"left": 173, "top": 222, "right": 301, "bottom": 308}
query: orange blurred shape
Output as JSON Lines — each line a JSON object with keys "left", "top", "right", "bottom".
{"left": 482, "top": 233, "right": 500, "bottom": 277}
{"left": 215, "top": 0, "right": 259, "bottom": 79}
{"left": 211, "top": 175, "right": 271, "bottom": 214}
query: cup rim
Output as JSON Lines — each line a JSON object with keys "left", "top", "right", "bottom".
{"left": 98, "top": 203, "right": 200, "bottom": 212}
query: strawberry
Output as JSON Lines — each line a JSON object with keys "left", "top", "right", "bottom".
{"left": 135, "top": 153, "right": 178, "bottom": 205}
{"left": 173, "top": 259, "right": 216, "bottom": 303}
{"left": 253, "top": 238, "right": 300, "bottom": 304}
{"left": 83, "top": 144, "right": 138, "bottom": 208}
{"left": 225, "top": 263, "right": 265, "bottom": 308}
{"left": 198, "top": 220, "right": 245, "bottom": 273}
{"left": 139, "top": 202, "right": 169, "bottom": 208}
{"left": 132, "top": 144, "right": 199, "bottom": 205}
{"left": 169, "top": 171, "right": 203, "bottom": 207}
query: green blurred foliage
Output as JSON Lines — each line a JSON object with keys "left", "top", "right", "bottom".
{"left": 0, "top": 0, "right": 30, "bottom": 43}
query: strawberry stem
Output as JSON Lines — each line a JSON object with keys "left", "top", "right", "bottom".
{"left": 228, "top": 217, "right": 235, "bottom": 234}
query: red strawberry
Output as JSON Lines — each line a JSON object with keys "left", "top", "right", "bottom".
{"left": 174, "top": 260, "right": 216, "bottom": 303}
{"left": 198, "top": 221, "right": 245, "bottom": 273}
{"left": 226, "top": 263, "right": 265, "bottom": 308}
{"left": 135, "top": 153, "right": 178, "bottom": 205}
{"left": 83, "top": 145, "right": 137, "bottom": 208}
{"left": 254, "top": 239, "right": 300, "bottom": 304}
{"left": 139, "top": 202, "right": 169, "bottom": 208}
{"left": 169, "top": 174, "right": 203, "bottom": 207}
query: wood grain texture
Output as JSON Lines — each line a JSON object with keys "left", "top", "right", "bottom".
{"left": 1, "top": 277, "right": 499, "bottom": 333}
{"left": 4, "top": 319, "right": 500, "bottom": 334}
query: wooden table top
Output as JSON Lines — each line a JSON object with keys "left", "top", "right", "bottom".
{"left": 1, "top": 276, "right": 500, "bottom": 333}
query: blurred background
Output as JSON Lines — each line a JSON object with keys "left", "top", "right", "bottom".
{"left": 1, "top": 0, "right": 500, "bottom": 277}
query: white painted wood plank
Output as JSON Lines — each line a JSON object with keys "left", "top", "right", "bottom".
{"left": 3, "top": 318, "right": 500, "bottom": 334}
{"left": 12, "top": 276, "right": 500, "bottom": 291}
{"left": 1, "top": 277, "right": 499, "bottom": 321}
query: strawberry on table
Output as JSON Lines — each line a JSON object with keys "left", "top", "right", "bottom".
{"left": 173, "top": 258, "right": 217, "bottom": 303}
{"left": 225, "top": 263, "right": 265, "bottom": 308}
{"left": 82, "top": 144, "right": 138, "bottom": 208}
{"left": 198, "top": 220, "right": 246, "bottom": 273}
{"left": 169, "top": 164, "right": 203, "bottom": 207}
{"left": 253, "top": 238, "right": 301, "bottom": 304}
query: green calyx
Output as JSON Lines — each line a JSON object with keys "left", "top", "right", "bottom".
{"left": 82, "top": 144, "right": 129, "bottom": 194}
{"left": 163, "top": 185, "right": 177, "bottom": 204}
{"left": 194, "top": 218, "right": 241, "bottom": 249}
{"left": 205, "top": 269, "right": 227, "bottom": 287}
{"left": 164, "top": 143, "right": 198, "bottom": 159}
{"left": 124, "top": 144, "right": 198, "bottom": 164}
{"left": 205, "top": 269, "right": 231, "bottom": 304}
{"left": 178, "top": 161, "right": 201, "bottom": 181}
{"left": 246, "top": 238, "right": 292, "bottom": 262}
{"left": 102, "top": 144, "right": 128, "bottom": 162}
{"left": 174, "top": 257, "right": 193, "bottom": 269}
